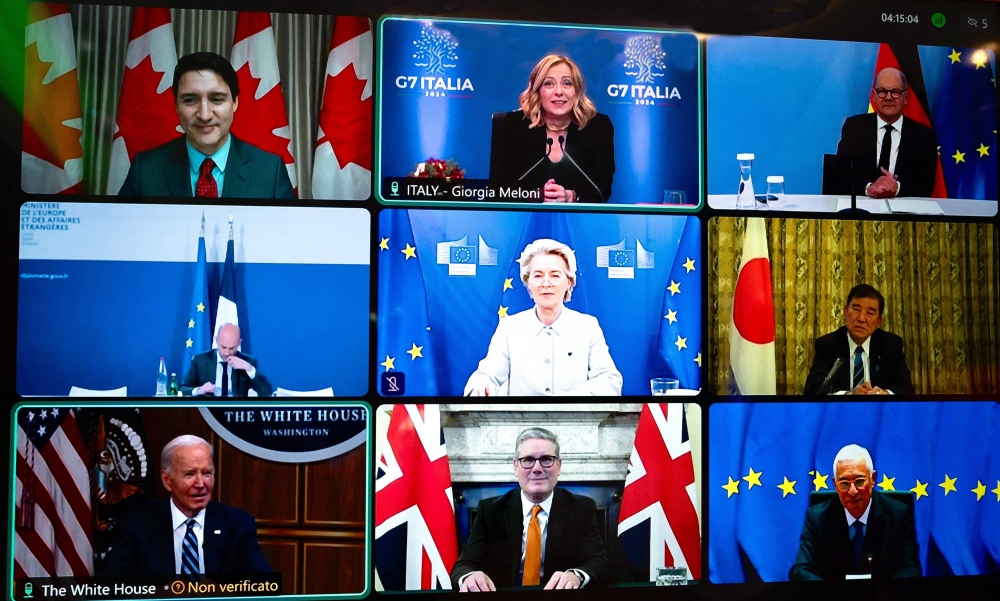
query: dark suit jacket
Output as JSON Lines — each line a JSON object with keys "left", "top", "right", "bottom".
{"left": 832, "top": 113, "right": 938, "bottom": 198}
{"left": 96, "top": 498, "right": 272, "bottom": 577}
{"left": 181, "top": 349, "right": 273, "bottom": 397}
{"left": 450, "top": 487, "right": 609, "bottom": 589}
{"left": 118, "top": 135, "right": 295, "bottom": 199}
{"left": 803, "top": 326, "right": 913, "bottom": 396}
{"left": 789, "top": 492, "right": 921, "bottom": 580}
{"left": 489, "top": 110, "right": 614, "bottom": 203}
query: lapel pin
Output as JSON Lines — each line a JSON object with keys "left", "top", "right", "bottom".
{"left": 214, "top": 530, "right": 221, "bottom": 534}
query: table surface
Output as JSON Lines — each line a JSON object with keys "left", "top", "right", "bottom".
{"left": 707, "top": 194, "right": 997, "bottom": 217}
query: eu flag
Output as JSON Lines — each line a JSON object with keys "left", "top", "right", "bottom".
{"left": 656, "top": 216, "right": 700, "bottom": 389}
{"left": 709, "top": 401, "right": 1000, "bottom": 582}
{"left": 183, "top": 218, "right": 210, "bottom": 367}
{"left": 377, "top": 211, "right": 440, "bottom": 396}
{"left": 930, "top": 47, "right": 997, "bottom": 200}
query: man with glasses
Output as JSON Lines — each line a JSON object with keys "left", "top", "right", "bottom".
{"left": 451, "top": 428, "right": 609, "bottom": 590}
{"left": 789, "top": 444, "right": 920, "bottom": 580}
{"left": 832, "top": 67, "right": 938, "bottom": 198}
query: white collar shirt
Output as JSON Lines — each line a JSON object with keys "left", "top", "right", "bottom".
{"left": 170, "top": 498, "right": 206, "bottom": 574}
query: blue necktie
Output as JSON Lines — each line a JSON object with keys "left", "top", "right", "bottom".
{"left": 852, "top": 520, "right": 865, "bottom": 569}
{"left": 852, "top": 346, "right": 865, "bottom": 391}
{"left": 181, "top": 519, "right": 200, "bottom": 576}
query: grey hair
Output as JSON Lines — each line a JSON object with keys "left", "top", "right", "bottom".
{"left": 161, "top": 435, "right": 214, "bottom": 474}
{"left": 517, "top": 239, "right": 577, "bottom": 302}
{"left": 833, "top": 444, "right": 874, "bottom": 477}
{"left": 514, "top": 427, "right": 560, "bottom": 458}
{"left": 873, "top": 67, "right": 908, "bottom": 91}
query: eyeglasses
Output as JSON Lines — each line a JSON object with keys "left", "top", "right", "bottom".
{"left": 836, "top": 477, "right": 869, "bottom": 491}
{"left": 516, "top": 455, "right": 559, "bottom": 468}
{"left": 873, "top": 88, "right": 906, "bottom": 99}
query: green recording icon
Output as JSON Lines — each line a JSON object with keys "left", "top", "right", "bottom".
{"left": 932, "top": 12, "right": 946, "bottom": 27}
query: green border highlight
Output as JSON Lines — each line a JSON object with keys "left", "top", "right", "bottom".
{"left": 374, "top": 15, "right": 705, "bottom": 213}
{"left": 7, "top": 400, "right": 373, "bottom": 601}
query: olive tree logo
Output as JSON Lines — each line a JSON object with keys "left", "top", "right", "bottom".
{"left": 623, "top": 35, "right": 666, "bottom": 84}
{"left": 412, "top": 23, "right": 459, "bottom": 75}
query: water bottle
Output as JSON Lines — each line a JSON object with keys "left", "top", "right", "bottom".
{"left": 168, "top": 373, "right": 180, "bottom": 397}
{"left": 735, "top": 153, "right": 756, "bottom": 209}
{"left": 156, "top": 358, "right": 168, "bottom": 396}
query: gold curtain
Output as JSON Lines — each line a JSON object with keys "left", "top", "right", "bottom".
{"left": 708, "top": 218, "right": 999, "bottom": 395}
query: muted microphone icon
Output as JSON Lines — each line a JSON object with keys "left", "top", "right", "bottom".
{"left": 390, "top": 181, "right": 400, "bottom": 196}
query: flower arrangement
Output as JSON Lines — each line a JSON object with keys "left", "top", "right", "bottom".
{"left": 411, "top": 157, "right": 466, "bottom": 178}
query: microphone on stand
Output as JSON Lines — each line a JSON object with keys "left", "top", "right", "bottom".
{"left": 518, "top": 138, "right": 554, "bottom": 182}
{"left": 557, "top": 135, "right": 605, "bottom": 203}
{"left": 819, "top": 357, "right": 844, "bottom": 395}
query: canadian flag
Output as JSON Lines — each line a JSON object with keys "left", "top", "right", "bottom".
{"left": 230, "top": 11, "right": 297, "bottom": 194}
{"left": 312, "top": 16, "right": 372, "bottom": 200}
{"left": 106, "top": 7, "right": 178, "bottom": 195}
{"left": 22, "top": 3, "right": 84, "bottom": 194}
{"left": 729, "top": 218, "right": 776, "bottom": 394}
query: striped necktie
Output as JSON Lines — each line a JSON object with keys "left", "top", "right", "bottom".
{"left": 852, "top": 346, "right": 865, "bottom": 391}
{"left": 181, "top": 518, "right": 200, "bottom": 576}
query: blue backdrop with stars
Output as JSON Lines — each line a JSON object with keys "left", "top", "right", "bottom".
{"left": 377, "top": 209, "right": 700, "bottom": 396}
{"left": 709, "top": 401, "right": 1000, "bottom": 582}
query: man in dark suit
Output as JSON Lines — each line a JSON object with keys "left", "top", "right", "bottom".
{"left": 831, "top": 68, "right": 938, "bottom": 198}
{"left": 450, "top": 428, "right": 609, "bottom": 591}
{"left": 181, "top": 323, "right": 272, "bottom": 397}
{"left": 803, "top": 284, "right": 913, "bottom": 395}
{"left": 790, "top": 444, "right": 920, "bottom": 580}
{"left": 97, "top": 435, "right": 271, "bottom": 577}
{"left": 118, "top": 51, "right": 294, "bottom": 199}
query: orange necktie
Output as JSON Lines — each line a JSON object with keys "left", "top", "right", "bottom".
{"left": 522, "top": 505, "right": 542, "bottom": 586}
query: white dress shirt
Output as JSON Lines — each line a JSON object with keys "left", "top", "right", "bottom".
{"left": 196, "top": 351, "right": 256, "bottom": 396}
{"left": 170, "top": 498, "right": 206, "bottom": 574}
{"left": 866, "top": 115, "right": 904, "bottom": 196}
{"left": 464, "top": 307, "right": 622, "bottom": 396}
{"left": 834, "top": 332, "right": 892, "bottom": 394}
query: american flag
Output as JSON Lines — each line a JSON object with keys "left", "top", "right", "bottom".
{"left": 375, "top": 405, "right": 457, "bottom": 590}
{"left": 15, "top": 407, "right": 94, "bottom": 577}
{"left": 618, "top": 403, "right": 701, "bottom": 581}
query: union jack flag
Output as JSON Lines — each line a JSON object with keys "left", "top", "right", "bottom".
{"left": 375, "top": 405, "right": 458, "bottom": 590}
{"left": 617, "top": 403, "right": 701, "bottom": 581}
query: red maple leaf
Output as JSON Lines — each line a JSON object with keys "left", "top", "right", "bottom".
{"left": 316, "top": 67, "right": 372, "bottom": 170}
{"left": 115, "top": 54, "right": 182, "bottom": 161}
{"left": 230, "top": 62, "right": 294, "bottom": 163}
{"left": 22, "top": 42, "right": 83, "bottom": 170}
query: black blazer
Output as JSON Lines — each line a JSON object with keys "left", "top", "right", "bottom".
{"left": 789, "top": 492, "right": 921, "bottom": 580}
{"left": 96, "top": 499, "right": 272, "bottom": 577}
{"left": 181, "top": 349, "right": 273, "bottom": 397}
{"left": 119, "top": 135, "right": 295, "bottom": 199}
{"left": 832, "top": 113, "right": 938, "bottom": 198}
{"left": 803, "top": 326, "right": 913, "bottom": 396}
{"left": 489, "top": 110, "right": 615, "bottom": 203}
{"left": 450, "top": 487, "right": 609, "bottom": 588}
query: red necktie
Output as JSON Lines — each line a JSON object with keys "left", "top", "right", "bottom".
{"left": 196, "top": 158, "right": 218, "bottom": 197}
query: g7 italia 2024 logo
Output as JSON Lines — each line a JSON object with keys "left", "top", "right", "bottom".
{"left": 607, "top": 35, "right": 681, "bottom": 105}
{"left": 395, "top": 22, "right": 474, "bottom": 96}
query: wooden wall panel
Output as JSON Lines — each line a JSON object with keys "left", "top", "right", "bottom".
{"left": 304, "top": 445, "right": 366, "bottom": 525}
{"left": 302, "top": 542, "right": 366, "bottom": 594}
{"left": 217, "top": 441, "right": 300, "bottom": 524}
{"left": 260, "top": 541, "right": 299, "bottom": 595}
